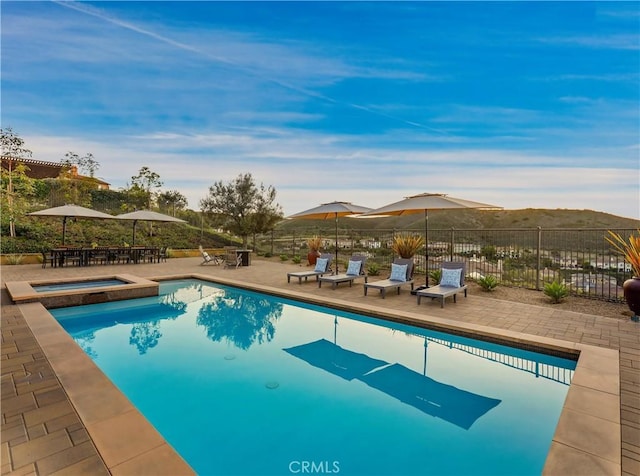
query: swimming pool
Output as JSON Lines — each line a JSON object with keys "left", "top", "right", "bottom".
{"left": 51, "top": 278, "right": 576, "bottom": 476}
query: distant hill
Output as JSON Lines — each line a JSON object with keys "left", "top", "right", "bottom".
{"left": 276, "top": 209, "right": 640, "bottom": 232}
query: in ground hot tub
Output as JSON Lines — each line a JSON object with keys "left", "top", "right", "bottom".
{"left": 5, "top": 274, "right": 159, "bottom": 308}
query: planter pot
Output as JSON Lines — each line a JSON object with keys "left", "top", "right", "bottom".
{"left": 623, "top": 276, "right": 640, "bottom": 322}
{"left": 307, "top": 250, "right": 321, "bottom": 266}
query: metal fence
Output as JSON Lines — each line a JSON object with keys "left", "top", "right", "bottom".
{"left": 256, "top": 227, "right": 637, "bottom": 302}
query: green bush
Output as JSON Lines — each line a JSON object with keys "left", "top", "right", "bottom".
{"left": 477, "top": 275, "right": 498, "bottom": 292}
{"left": 292, "top": 255, "right": 301, "bottom": 264}
{"left": 544, "top": 281, "right": 568, "bottom": 303}
{"left": 279, "top": 254, "right": 288, "bottom": 262}
{"left": 428, "top": 269, "right": 442, "bottom": 285}
{"left": 367, "top": 262, "right": 381, "bottom": 276}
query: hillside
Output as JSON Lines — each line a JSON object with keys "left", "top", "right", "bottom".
{"left": 275, "top": 208, "right": 640, "bottom": 232}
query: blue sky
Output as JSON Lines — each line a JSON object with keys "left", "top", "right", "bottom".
{"left": 2, "top": 1, "right": 639, "bottom": 219}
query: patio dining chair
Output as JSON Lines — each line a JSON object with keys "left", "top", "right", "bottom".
{"left": 223, "top": 248, "right": 242, "bottom": 269}
{"left": 41, "top": 250, "right": 55, "bottom": 268}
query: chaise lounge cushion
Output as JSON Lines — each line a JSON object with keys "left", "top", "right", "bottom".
{"left": 440, "top": 267, "right": 462, "bottom": 287}
{"left": 346, "top": 260, "right": 362, "bottom": 276}
{"left": 315, "top": 258, "right": 329, "bottom": 272}
{"left": 389, "top": 263, "right": 408, "bottom": 282}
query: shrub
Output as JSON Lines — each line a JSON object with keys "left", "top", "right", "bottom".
{"left": 606, "top": 229, "right": 640, "bottom": 276}
{"left": 428, "top": 269, "right": 442, "bottom": 285}
{"left": 367, "top": 262, "right": 381, "bottom": 276}
{"left": 392, "top": 234, "right": 424, "bottom": 259}
{"left": 5, "top": 254, "right": 24, "bottom": 265}
{"left": 544, "top": 281, "right": 568, "bottom": 303}
{"left": 477, "top": 275, "right": 498, "bottom": 292}
{"left": 264, "top": 251, "right": 272, "bottom": 258}
{"left": 292, "top": 255, "right": 301, "bottom": 264}
{"left": 306, "top": 236, "right": 322, "bottom": 252}
{"left": 279, "top": 254, "right": 288, "bottom": 262}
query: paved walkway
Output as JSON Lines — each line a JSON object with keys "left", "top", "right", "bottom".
{"left": 2, "top": 257, "right": 639, "bottom": 475}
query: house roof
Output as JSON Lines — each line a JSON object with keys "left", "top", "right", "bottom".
{"left": 1, "top": 156, "right": 65, "bottom": 179}
{"left": 0, "top": 156, "right": 110, "bottom": 186}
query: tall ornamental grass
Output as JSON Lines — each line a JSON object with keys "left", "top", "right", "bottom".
{"left": 606, "top": 229, "right": 640, "bottom": 277}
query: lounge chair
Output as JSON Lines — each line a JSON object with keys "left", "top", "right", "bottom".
{"left": 318, "top": 255, "right": 368, "bottom": 289}
{"left": 363, "top": 258, "right": 414, "bottom": 298}
{"left": 199, "top": 245, "right": 221, "bottom": 266}
{"left": 287, "top": 254, "right": 333, "bottom": 284}
{"left": 416, "top": 262, "right": 467, "bottom": 308}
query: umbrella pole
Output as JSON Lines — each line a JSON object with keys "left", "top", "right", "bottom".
{"left": 62, "top": 217, "right": 67, "bottom": 246}
{"left": 424, "top": 209, "right": 429, "bottom": 287}
{"left": 132, "top": 220, "right": 137, "bottom": 246}
{"left": 335, "top": 213, "right": 339, "bottom": 274}
{"left": 423, "top": 338, "right": 428, "bottom": 376}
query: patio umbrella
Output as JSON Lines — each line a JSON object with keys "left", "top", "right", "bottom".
{"left": 286, "top": 201, "right": 372, "bottom": 273}
{"left": 28, "top": 204, "right": 116, "bottom": 245}
{"left": 116, "top": 210, "right": 186, "bottom": 246}
{"left": 360, "top": 193, "right": 502, "bottom": 287}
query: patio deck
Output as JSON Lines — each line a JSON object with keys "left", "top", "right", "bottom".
{"left": 2, "top": 257, "right": 639, "bottom": 475}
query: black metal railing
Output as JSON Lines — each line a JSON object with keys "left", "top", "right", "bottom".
{"left": 256, "top": 227, "right": 638, "bottom": 302}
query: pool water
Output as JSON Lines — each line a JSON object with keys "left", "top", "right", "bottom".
{"left": 51, "top": 279, "right": 576, "bottom": 476}
{"left": 33, "top": 279, "right": 128, "bottom": 293}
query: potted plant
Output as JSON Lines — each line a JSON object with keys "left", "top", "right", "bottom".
{"left": 306, "top": 236, "right": 322, "bottom": 266}
{"left": 392, "top": 234, "right": 424, "bottom": 259}
{"left": 606, "top": 229, "right": 640, "bottom": 321}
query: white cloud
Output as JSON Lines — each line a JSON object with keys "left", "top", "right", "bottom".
{"left": 23, "top": 131, "right": 640, "bottom": 220}
{"left": 537, "top": 34, "right": 640, "bottom": 50}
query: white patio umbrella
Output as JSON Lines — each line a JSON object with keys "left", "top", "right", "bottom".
{"left": 360, "top": 193, "right": 502, "bottom": 287}
{"left": 116, "top": 210, "right": 186, "bottom": 246}
{"left": 28, "top": 204, "right": 116, "bottom": 245}
{"left": 286, "top": 201, "right": 373, "bottom": 273}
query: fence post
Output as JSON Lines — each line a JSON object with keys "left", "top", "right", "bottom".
{"left": 536, "top": 227, "right": 542, "bottom": 290}
{"left": 450, "top": 228, "right": 455, "bottom": 261}
{"left": 292, "top": 230, "right": 296, "bottom": 257}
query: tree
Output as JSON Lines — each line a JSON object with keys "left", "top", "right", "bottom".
{"left": 55, "top": 151, "right": 102, "bottom": 205}
{"left": 62, "top": 151, "right": 100, "bottom": 177}
{"left": 249, "top": 183, "right": 283, "bottom": 243}
{"left": 200, "top": 173, "right": 283, "bottom": 248}
{"left": 158, "top": 190, "right": 188, "bottom": 216}
{"left": 1, "top": 127, "right": 34, "bottom": 237}
{"left": 130, "top": 166, "right": 163, "bottom": 210}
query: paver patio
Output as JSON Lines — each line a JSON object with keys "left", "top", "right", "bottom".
{"left": 2, "top": 257, "right": 639, "bottom": 475}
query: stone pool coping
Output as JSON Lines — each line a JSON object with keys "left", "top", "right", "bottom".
{"left": 16, "top": 272, "right": 621, "bottom": 475}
